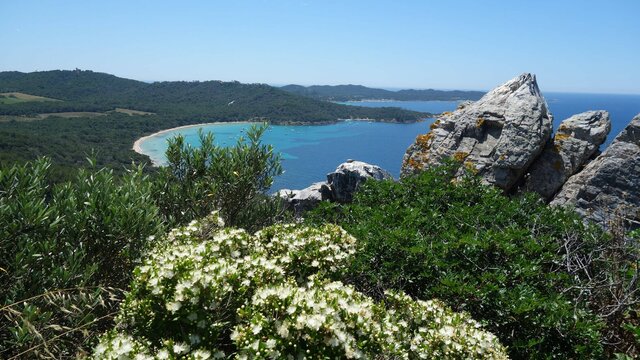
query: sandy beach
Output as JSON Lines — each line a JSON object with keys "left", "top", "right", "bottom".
{"left": 132, "top": 121, "right": 255, "bottom": 156}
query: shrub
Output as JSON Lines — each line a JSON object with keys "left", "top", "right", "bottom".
{"left": 0, "top": 158, "right": 163, "bottom": 358}
{"left": 306, "top": 162, "right": 608, "bottom": 359}
{"left": 94, "top": 212, "right": 508, "bottom": 359}
{"left": 153, "top": 124, "right": 287, "bottom": 232}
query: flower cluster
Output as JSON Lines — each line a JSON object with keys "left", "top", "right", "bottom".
{"left": 94, "top": 211, "right": 507, "bottom": 359}
{"left": 232, "top": 277, "right": 383, "bottom": 359}
{"left": 379, "top": 291, "right": 508, "bottom": 359}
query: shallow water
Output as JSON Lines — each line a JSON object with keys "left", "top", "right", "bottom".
{"left": 138, "top": 94, "right": 640, "bottom": 190}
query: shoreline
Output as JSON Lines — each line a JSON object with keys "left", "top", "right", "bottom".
{"left": 132, "top": 117, "right": 433, "bottom": 165}
{"left": 132, "top": 121, "right": 254, "bottom": 156}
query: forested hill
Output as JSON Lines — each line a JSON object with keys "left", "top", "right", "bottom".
{"left": 0, "top": 70, "right": 428, "bottom": 177}
{"left": 281, "top": 84, "right": 485, "bottom": 102}
{"left": 0, "top": 70, "right": 426, "bottom": 122}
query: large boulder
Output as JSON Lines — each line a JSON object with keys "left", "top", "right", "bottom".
{"left": 401, "top": 73, "right": 553, "bottom": 192}
{"left": 327, "top": 160, "right": 393, "bottom": 202}
{"left": 278, "top": 182, "right": 332, "bottom": 216}
{"left": 551, "top": 114, "right": 640, "bottom": 228}
{"left": 523, "top": 111, "right": 611, "bottom": 200}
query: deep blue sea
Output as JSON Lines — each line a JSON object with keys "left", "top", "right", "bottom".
{"left": 138, "top": 94, "right": 640, "bottom": 190}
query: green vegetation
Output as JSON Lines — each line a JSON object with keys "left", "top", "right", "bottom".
{"left": 94, "top": 215, "right": 508, "bottom": 359}
{"left": 281, "top": 84, "right": 485, "bottom": 102}
{"left": 153, "top": 125, "right": 288, "bottom": 231}
{"left": 0, "top": 70, "right": 426, "bottom": 174}
{"left": 306, "top": 163, "right": 639, "bottom": 358}
{"left": 0, "top": 126, "right": 287, "bottom": 358}
{"left": 0, "top": 159, "right": 164, "bottom": 358}
{"left": 1, "top": 123, "right": 638, "bottom": 358}
{"left": 0, "top": 92, "right": 59, "bottom": 105}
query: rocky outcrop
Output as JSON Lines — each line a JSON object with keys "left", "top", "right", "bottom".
{"left": 279, "top": 160, "right": 393, "bottom": 215}
{"left": 278, "top": 182, "right": 332, "bottom": 216}
{"left": 401, "top": 73, "right": 553, "bottom": 192}
{"left": 327, "top": 160, "right": 393, "bottom": 202}
{"left": 551, "top": 114, "right": 640, "bottom": 227}
{"left": 523, "top": 111, "right": 611, "bottom": 200}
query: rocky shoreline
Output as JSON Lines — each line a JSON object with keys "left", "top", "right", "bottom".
{"left": 283, "top": 73, "right": 640, "bottom": 229}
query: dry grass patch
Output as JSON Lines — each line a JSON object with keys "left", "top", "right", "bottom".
{"left": 112, "top": 108, "right": 155, "bottom": 116}
{"left": 0, "top": 92, "right": 60, "bottom": 104}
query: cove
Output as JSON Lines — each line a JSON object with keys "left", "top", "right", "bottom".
{"left": 136, "top": 120, "right": 435, "bottom": 191}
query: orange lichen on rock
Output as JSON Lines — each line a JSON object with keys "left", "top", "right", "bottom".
{"left": 476, "top": 117, "right": 485, "bottom": 128}
{"left": 429, "top": 120, "right": 441, "bottom": 130}
{"left": 554, "top": 132, "right": 571, "bottom": 142}
{"left": 464, "top": 160, "right": 478, "bottom": 175}
{"left": 415, "top": 132, "right": 434, "bottom": 149}
{"left": 453, "top": 151, "right": 469, "bottom": 162}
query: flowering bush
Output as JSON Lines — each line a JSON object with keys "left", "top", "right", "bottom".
{"left": 94, "top": 211, "right": 507, "bottom": 359}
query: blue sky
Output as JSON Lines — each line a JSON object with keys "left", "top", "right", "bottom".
{"left": 1, "top": 0, "right": 639, "bottom": 93}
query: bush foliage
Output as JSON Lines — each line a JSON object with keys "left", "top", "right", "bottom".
{"left": 0, "top": 158, "right": 163, "bottom": 357}
{"left": 153, "top": 124, "right": 288, "bottom": 232}
{"left": 94, "top": 212, "right": 508, "bottom": 359}
{"left": 306, "top": 163, "right": 612, "bottom": 358}
{"left": 0, "top": 126, "right": 289, "bottom": 358}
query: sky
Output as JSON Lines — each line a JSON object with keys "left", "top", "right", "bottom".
{"left": 1, "top": 0, "right": 639, "bottom": 94}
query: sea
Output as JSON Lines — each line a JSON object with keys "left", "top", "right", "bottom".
{"left": 137, "top": 93, "right": 640, "bottom": 191}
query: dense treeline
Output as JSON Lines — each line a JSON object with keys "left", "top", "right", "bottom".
{"left": 0, "top": 70, "right": 426, "bottom": 121}
{"left": 0, "top": 70, "right": 426, "bottom": 173}
{"left": 281, "top": 83, "right": 486, "bottom": 101}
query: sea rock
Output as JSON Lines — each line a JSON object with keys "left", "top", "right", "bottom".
{"left": 401, "top": 73, "right": 553, "bottom": 192}
{"left": 523, "top": 111, "right": 611, "bottom": 200}
{"left": 327, "top": 160, "right": 393, "bottom": 202}
{"left": 551, "top": 113, "right": 640, "bottom": 228}
{"left": 278, "top": 182, "right": 332, "bottom": 216}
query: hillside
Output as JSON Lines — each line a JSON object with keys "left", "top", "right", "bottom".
{"left": 281, "top": 83, "right": 485, "bottom": 102}
{"left": 0, "top": 70, "right": 426, "bottom": 122}
{"left": 0, "top": 70, "right": 428, "bottom": 176}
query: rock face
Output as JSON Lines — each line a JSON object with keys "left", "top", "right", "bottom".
{"left": 523, "top": 111, "right": 611, "bottom": 200}
{"left": 278, "top": 160, "right": 393, "bottom": 215}
{"left": 327, "top": 160, "right": 393, "bottom": 202}
{"left": 401, "top": 73, "right": 553, "bottom": 192}
{"left": 278, "top": 182, "right": 332, "bottom": 217}
{"left": 551, "top": 114, "right": 640, "bottom": 227}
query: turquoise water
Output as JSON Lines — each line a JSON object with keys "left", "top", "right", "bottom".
{"left": 139, "top": 120, "right": 433, "bottom": 190}
{"left": 137, "top": 95, "right": 640, "bottom": 191}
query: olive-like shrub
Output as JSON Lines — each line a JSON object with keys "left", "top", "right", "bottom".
{"left": 94, "top": 212, "right": 507, "bottom": 359}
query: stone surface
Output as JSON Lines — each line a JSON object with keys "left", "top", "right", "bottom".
{"left": 327, "top": 160, "right": 393, "bottom": 203}
{"left": 278, "top": 182, "right": 332, "bottom": 216}
{"left": 401, "top": 73, "right": 553, "bottom": 192}
{"left": 551, "top": 114, "right": 640, "bottom": 228}
{"left": 523, "top": 111, "right": 611, "bottom": 200}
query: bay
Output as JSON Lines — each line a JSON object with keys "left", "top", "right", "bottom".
{"left": 137, "top": 93, "right": 640, "bottom": 191}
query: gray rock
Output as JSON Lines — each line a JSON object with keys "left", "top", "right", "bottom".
{"left": 401, "top": 73, "right": 553, "bottom": 192}
{"left": 551, "top": 114, "right": 640, "bottom": 228}
{"left": 524, "top": 111, "right": 611, "bottom": 200}
{"left": 327, "top": 160, "right": 393, "bottom": 203}
{"left": 278, "top": 182, "right": 332, "bottom": 216}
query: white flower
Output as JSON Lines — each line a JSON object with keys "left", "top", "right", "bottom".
{"left": 173, "top": 342, "right": 189, "bottom": 354}
{"left": 166, "top": 301, "right": 181, "bottom": 313}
